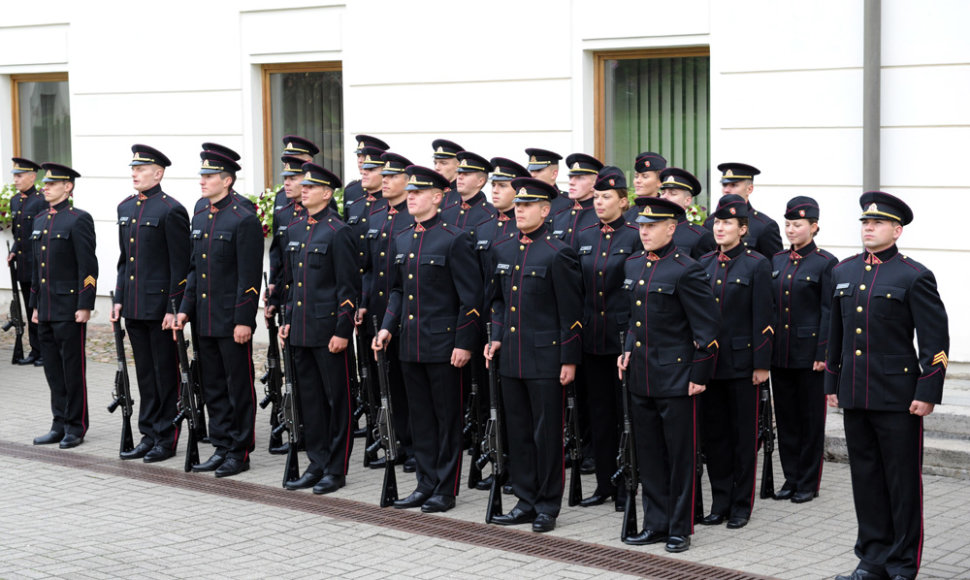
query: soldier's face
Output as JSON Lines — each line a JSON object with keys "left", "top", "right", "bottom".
{"left": 721, "top": 180, "right": 753, "bottom": 200}
{"left": 785, "top": 218, "right": 817, "bottom": 249}
{"left": 361, "top": 166, "right": 382, "bottom": 190}
{"left": 131, "top": 164, "right": 163, "bottom": 193}
{"left": 407, "top": 188, "right": 442, "bottom": 221}
{"left": 713, "top": 217, "right": 746, "bottom": 249}
{"left": 568, "top": 174, "right": 596, "bottom": 201}
{"left": 301, "top": 183, "right": 331, "bottom": 211}
{"left": 490, "top": 181, "right": 515, "bottom": 211}
{"left": 634, "top": 171, "right": 661, "bottom": 197}
{"left": 529, "top": 165, "right": 558, "bottom": 186}
{"left": 283, "top": 174, "right": 303, "bottom": 199}
{"left": 200, "top": 173, "right": 230, "bottom": 199}
{"left": 356, "top": 154, "right": 365, "bottom": 172}
{"left": 861, "top": 218, "right": 902, "bottom": 252}
{"left": 13, "top": 171, "right": 36, "bottom": 192}
{"left": 514, "top": 201, "right": 550, "bottom": 234}
{"left": 456, "top": 171, "right": 486, "bottom": 196}
{"left": 638, "top": 220, "right": 676, "bottom": 252}
{"left": 660, "top": 187, "right": 693, "bottom": 209}
{"left": 593, "top": 189, "right": 623, "bottom": 222}
{"left": 42, "top": 180, "right": 72, "bottom": 205}
{"left": 382, "top": 173, "right": 408, "bottom": 202}
{"left": 434, "top": 157, "right": 459, "bottom": 181}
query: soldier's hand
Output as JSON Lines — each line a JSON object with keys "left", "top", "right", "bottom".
{"left": 233, "top": 324, "right": 252, "bottom": 344}
{"left": 560, "top": 363, "right": 576, "bottom": 386}
{"left": 265, "top": 304, "right": 276, "bottom": 319}
{"left": 110, "top": 303, "right": 122, "bottom": 323}
{"left": 7, "top": 252, "right": 14, "bottom": 264}
{"left": 279, "top": 324, "right": 290, "bottom": 339}
{"left": 752, "top": 368, "right": 770, "bottom": 385}
{"left": 329, "top": 335, "right": 349, "bottom": 353}
{"left": 75, "top": 309, "right": 91, "bottom": 323}
{"left": 32, "top": 311, "right": 38, "bottom": 324}
{"left": 174, "top": 312, "right": 188, "bottom": 330}
{"left": 617, "top": 352, "right": 631, "bottom": 377}
{"left": 688, "top": 382, "right": 706, "bottom": 396}
{"left": 812, "top": 361, "right": 825, "bottom": 372}
{"left": 355, "top": 307, "right": 368, "bottom": 326}
{"left": 451, "top": 348, "right": 471, "bottom": 368}
{"left": 826, "top": 394, "right": 839, "bottom": 408}
{"left": 483, "top": 340, "right": 501, "bottom": 368}
{"left": 161, "top": 313, "right": 175, "bottom": 330}
{"left": 372, "top": 329, "right": 391, "bottom": 355}
{"left": 264, "top": 283, "right": 275, "bottom": 304}
{"left": 909, "top": 400, "right": 935, "bottom": 417}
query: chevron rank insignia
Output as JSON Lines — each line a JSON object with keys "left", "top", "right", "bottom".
{"left": 83, "top": 275, "right": 96, "bottom": 288}
{"left": 933, "top": 351, "right": 948, "bottom": 369}
{"left": 245, "top": 287, "right": 258, "bottom": 295}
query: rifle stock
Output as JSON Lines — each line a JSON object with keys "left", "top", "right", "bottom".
{"left": 371, "top": 315, "right": 399, "bottom": 507}
{"left": 3, "top": 241, "right": 25, "bottom": 364}
{"left": 261, "top": 273, "right": 284, "bottom": 454}
{"left": 279, "top": 310, "right": 301, "bottom": 487}
{"left": 171, "top": 299, "right": 200, "bottom": 472}
{"left": 564, "top": 380, "right": 584, "bottom": 507}
{"left": 759, "top": 381, "right": 775, "bottom": 499}
{"left": 482, "top": 325, "right": 507, "bottom": 524}
{"left": 465, "top": 370, "right": 484, "bottom": 489}
{"left": 356, "top": 329, "right": 378, "bottom": 467}
{"left": 613, "top": 335, "right": 638, "bottom": 541}
{"left": 107, "top": 291, "right": 135, "bottom": 456}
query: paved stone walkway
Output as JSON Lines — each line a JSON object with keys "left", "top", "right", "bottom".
{"left": 0, "top": 330, "right": 968, "bottom": 579}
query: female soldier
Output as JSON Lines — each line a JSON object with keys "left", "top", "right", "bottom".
{"left": 769, "top": 196, "right": 837, "bottom": 503}
{"left": 698, "top": 194, "right": 773, "bottom": 530}
{"left": 574, "top": 166, "right": 640, "bottom": 509}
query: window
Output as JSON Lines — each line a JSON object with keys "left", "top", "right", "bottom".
{"left": 262, "top": 62, "right": 343, "bottom": 189}
{"left": 595, "top": 48, "right": 710, "bottom": 203}
{"left": 11, "top": 73, "right": 72, "bottom": 165}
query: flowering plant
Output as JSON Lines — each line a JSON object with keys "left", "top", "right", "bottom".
{"left": 246, "top": 187, "right": 278, "bottom": 238}
{"left": 0, "top": 183, "right": 15, "bottom": 230}
{"left": 686, "top": 203, "right": 707, "bottom": 226}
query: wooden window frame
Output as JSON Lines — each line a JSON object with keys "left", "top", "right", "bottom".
{"left": 261, "top": 61, "right": 342, "bottom": 189}
{"left": 593, "top": 47, "right": 710, "bottom": 161}
{"left": 10, "top": 72, "right": 69, "bottom": 157}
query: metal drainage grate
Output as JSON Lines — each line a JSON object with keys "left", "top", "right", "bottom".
{"left": 0, "top": 440, "right": 773, "bottom": 580}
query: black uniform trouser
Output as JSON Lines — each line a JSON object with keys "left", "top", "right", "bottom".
{"left": 843, "top": 409, "right": 923, "bottom": 580}
{"left": 631, "top": 393, "right": 697, "bottom": 537}
{"left": 581, "top": 353, "right": 620, "bottom": 495}
{"left": 400, "top": 361, "right": 463, "bottom": 497}
{"left": 293, "top": 345, "right": 353, "bottom": 476}
{"left": 126, "top": 318, "right": 179, "bottom": 451}
{"left": 19, "top": 280, "right": 40, "bottom": 357}
{"left": 38, "top": 321, "right": 88, "bottom": 438}
{"left": 198, "top": 335, "right": 256, "bottom": 461}
{"left": 771, "top": 366, "right": 827, "bottom": 494}
{"left": 501, "top": 376, "right": 564, "bottom": 517}
{"left": 703, "top": 377, "right": 759, "bottom": 519}
{"left": 365, "top": 330, "right": 412, "bottom": 457}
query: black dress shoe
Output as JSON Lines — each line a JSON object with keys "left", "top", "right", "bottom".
{"left": 33, "top": 430, "right": 64, "bottom": 445}
{"left": 120, "top": 441, "right": 153, "bottom": 460}
{"left": 490, "top": 506, "right": 537, "bottom": 526}
{"left": 312, "top": 474, "right": 346, "bottom": 495}
{"left": 835, "top": 569, "right": 890, "bottom": 580}
{"left": 59, "top": 434, "right": 83, "bottom": 449}
{"left": 475, "top": 474, "right": 494, "bottom": 491}
{"left": 285, "top": 470, "right": 324, "bottom": 490}
{"left": 700, "top": 513, "right": 725, "bottom": 526}
{"left": 269, "top": 441, "right": 289, "bottom": 455}
{"left": 579, "top": 457, "right": 596, "bottom": 475}
{"left": 192, "top": 452, "right": 227, "bottom": 472}
{"left": 579, "top": 490, "right": 615, "bottom": 507}
{"left": 144, "top": 446, "right": 175, "bottom": 463}
{"left": 502, "top": 483, "right": 514, "bottom": 495}
{"left": 665, "top": 535, "right": 690, "bottom": 553}
{"left": 421, "top": 494, "right": 456, "bottom": 513}
{"left": 726, "top": 516, "right": 749, "bottom": 529}
{"left": 889, "top": 575, "right": 914, "bottom": 580}
{"left": 532, "top": 513, "right": 556, "bottom": 533}
{"left": 791, "top": 490, "right": 815, "bottom": 503}
{"left": 773, "top": 484, "right": 795, "bottom": 501}
{"left": 368, "top": 455, "right": 389, "bottom": 469}
{"left": 393, "top": 490, "right": 430, "bottom": 509}
{"left": 16, "top": 353, "right": 40, "bottom": 365}
{"left": 214, "top": 457, "right": 250, "bottom": 478}
{"left": 402, "top": 456, "right": 416, "bottom": 473}
{"left": 622, "top": 529, "right": 667, "bottom": 546}
{"left": 33, "top": 357, "right": 45, "bottom": 367}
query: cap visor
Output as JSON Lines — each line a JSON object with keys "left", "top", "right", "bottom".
{"left": 199, "top": 168, "right": 222, "bottom": 175}
{"left": 635, "top": 215, "right": 667, "bottom": 224}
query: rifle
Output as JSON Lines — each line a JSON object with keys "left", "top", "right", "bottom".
{"left": 259, "top": 273, "right": 284, "bottom": 454}
{"left": 464, "top": 370, "right": 484, "bottom": 489}
{"left": 479, "top": 324, "right": 507, "bottom": 523}
{"left": 368, "top": 315, "right": 399, "bottom": 507}
{"left": 612, "top": 337, "right": 639, "bottom": 541}
{"left": 347, "top": 329, "right": 363, "bottom": 439}
{"left": 187, "top": 320, "right": 208, "bottom": 443}
{"left": 172, "top": 299, "right": 201, "bottom": 472}
{"left": 564, "top": 379, "right": 584, "bottom": 507}
{"left": 274, "top": 311, "right": 302, "bottom": 487}
{"left": 106, "top": 291, "right": 135, "bottom": 456}
{"left": 758, "top": 380, "right": 775, "bottom": 499}
{"left": 694, "top": 419, "right": 706, "bottom": 524}
{"left": 3, "top": 241, "right": 25, "bottom": 364}
{"left": 356, "top": 329, "right": 379, "bottom": 466}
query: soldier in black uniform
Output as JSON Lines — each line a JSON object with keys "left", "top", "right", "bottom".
{"left": 770, "top": 196, "right": 838, "bottom": 503}
{"left": 29, "top": 163, "right": 97, "bottom": 449}
{"left": 111, "top": 145, "right": 190, "bottom": 462}
{"left": 827, "top": 192, "right": 949, "bottom": 580}
{"left": 574, "top": 166, "right": 640, "bottom": 510}
{"left": 485, "top": 177, "right": 584, "bottom": 533}
{"left": 441, "top": 151, "right": 497, "bottom": 236}
{"left": 7, "top": 157, "right": 46, "bottom": 365}
{"left": 483, "top": 157, "right": 527, "bottom": 243}
{"left": 554, "top": 153, "right": 603, "bottom": 247}
{"left": 618, "top": 196, "right": 720, "bottom": 552}
{"left": 358, "top": 151, "right": 415, "bottom": 471}
{"left": 703, "top": 163, "right": 781, "bottom": 258}
{"left": 343, "top": 134, "right": 389, "bottom": 218}
{"left": 345, "top": 146, "right": 388, "bottom": 275}
{"left": 524, "top": 148, "right": 572, "bottom": 222}
{"left": 431, "top": 138, "right": 463, "bottom": 212}
{"left": 622, "top": 152, "right": 666, "bottom": 224}
{"left": 658, "top": 168, "right": 716, "bottom": 259}
{"left": 373, "top": 165, "right": 483, "bottom": 514}
{"left": 279, "top": 163, "right": 360, "bottom": 494}
{"left": 192, "top": 143, "right": 256, "bottom": 215}
{"left": 698, "top": 194, "right": 774, "bottom": 529}
{"left": 176, "top": 150, "right": 263, "bottom": 478}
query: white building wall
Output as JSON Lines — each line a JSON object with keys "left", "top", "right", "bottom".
{"left": 0, "top": 0, "right": 966, "bottom": 358}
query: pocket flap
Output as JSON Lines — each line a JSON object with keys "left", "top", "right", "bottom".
{"left": 796, "top": 326, "right": 819, "bottom": 339}
{"left": 834, "top": 282, "right": 855, "bottom": 298}
{"left": 728, "top": 276, "right": 750, "bottom": 286}
{"left": 883, "top": 354, "right": 918, "bottom": 375}
{"left": 524, "top": 266, "right": 547, "bottom": 278}
{"left": 648, "top": 281, "right": 676, "bottom": 295}
{"left": 658, "top": 347, "right": 690, "bottom": 365}
{"left": 873, "top": 285, "right": 906, "bottom": 302}
{"left": 535, "top": 330, "right": 558, "bottom": 346}
{"left": 419, "top": 254, "right": 446, "bottom": 266}
{"left": 314, "top": 302, "right": 336, "bottom": 318}
{"left": 731, "top": 336, "right": 752, "bottom": 350}
{"left": 140, "top": 217, "right": 160, "bottom": 227}
{"left": 578, "top": 245, "right": 593, "bottom": 255}
{"left": 308, "top": 242, "right": 329, "bottom": 254}
{"left": 430, "top": 316, "right": 453, "bottom": 334}
{"left": 213, "top": 230, "right": 233, "bottom": 242}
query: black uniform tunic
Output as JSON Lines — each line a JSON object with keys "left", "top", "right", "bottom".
{"left": 10, "top": 185, "right": 46, "bottom": 357}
